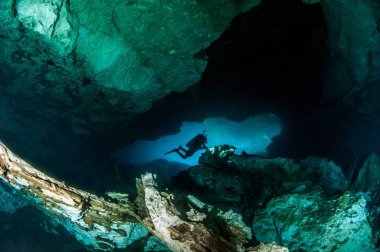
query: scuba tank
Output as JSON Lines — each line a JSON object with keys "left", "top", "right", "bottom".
{"left": 186, "top": 134, "right": 205, "bottom": 148}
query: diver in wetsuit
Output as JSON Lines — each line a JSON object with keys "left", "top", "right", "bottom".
{"left": 164, "top": 131, "right": 208, "bottom": 159}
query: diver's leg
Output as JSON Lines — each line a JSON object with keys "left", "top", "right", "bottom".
{"left": 164, "top": 148, "right": 179, "bottom": 155}
{"left": 165, "top": 145, "right": 189, "bottom": 159}
{"left": 176, "top": 150, "right": 188, "bottom": 159}
{"left": 186, "top": 149, "right": 196, "bottom": 158}
{"left": 165, "top": 145, "right": 185, "bottom": 155}
{"left": 178, "top": 145, "right": 187, "bottom": 152}
{"left": 176, "top": 145, "right": 190, "bottom": 159}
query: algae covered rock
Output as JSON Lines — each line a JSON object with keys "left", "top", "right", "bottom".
{"left": 253, "top": 190, "right": 376, "bottom": 251}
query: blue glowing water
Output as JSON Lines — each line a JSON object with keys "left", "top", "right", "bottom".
{"left": 120, "top": 113, "right": 282, "bottom": 166}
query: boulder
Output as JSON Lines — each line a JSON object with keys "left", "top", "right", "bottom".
{"left": 300, "top": 156, "right": 349, "bottom": 194}
{"left": 253, "top": 190, "right": 376, "bottom": 251}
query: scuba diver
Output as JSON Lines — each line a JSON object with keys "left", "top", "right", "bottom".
{"left": 164, "top": 131, "right": 208, "bottom": 159}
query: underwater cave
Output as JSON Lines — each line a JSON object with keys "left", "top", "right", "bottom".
{"left": 0, "top": 0, "right": 380, "bottom": 251}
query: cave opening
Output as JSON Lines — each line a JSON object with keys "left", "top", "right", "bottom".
{"left": 116, "top": 0, "right": 380, "bottom": 174}
{"left": 2, "top": 0, "right": 372, "bottom": 195}
{"left": 114, "top": 0, "right": 327, "bottom": 163}
{"left": 0, "top": 0, "right": 330, "bottom": 194}
{"left": 118, "top": 0, "right": 323, "bottom": 138}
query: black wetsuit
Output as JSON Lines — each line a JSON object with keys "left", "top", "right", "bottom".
{"left": 165, "top": 133, "right": 208, "bottom": 159}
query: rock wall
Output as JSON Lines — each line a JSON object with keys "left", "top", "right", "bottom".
{"left": 304, "top": 0, "right": 380, "bottom": 113}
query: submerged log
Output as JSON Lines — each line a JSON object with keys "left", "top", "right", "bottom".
{"left": 138, "top": 173, "right": 238, "bottom": 252}
{"left": 0, "top": 141, "right": 148, "bottom": 250}
{"left": 0, "top": 141, "right": 287, "bottom": 251}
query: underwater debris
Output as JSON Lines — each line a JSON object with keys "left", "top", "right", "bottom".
{"left": 0, "top": 141, "right": 287, "bottom": 251}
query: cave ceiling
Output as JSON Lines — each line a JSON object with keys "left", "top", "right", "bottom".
{"left": 0, "top": 0, "right": 261, "bottom": 136}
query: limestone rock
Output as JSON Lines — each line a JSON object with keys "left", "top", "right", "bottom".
{"left": 248, "top": 242, "right": 288, "bottom": 252}
{"left": 303, "top": 0, "right": 380, "bottom": 113}
{"left": 178, "top": 146, "right": 348, "bottom": 209}
{"left": 253, "top": 190, "right": 376, "bottom": 251}
{"left": 352, "top": 153, "right": 380, "bottom": 194}
{"left": 0, "top": 0, "right": 261, "bottom": 138}
{"left": 350, "top": 153, "right": 380, "bottom": 245}
{"left": 300, "top": 156, "right": 349, "bottom": 193}
{"left": 187, "top": 165, "right": 243, "bottom": 203}
{"left": 233, "top": 155, "right": 348, "bottom": 194}
{"left": 317, "top": 0, "right": 380, "bottom": 113}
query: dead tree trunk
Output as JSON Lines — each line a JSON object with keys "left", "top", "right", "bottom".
{"left": 0, "top": 141, "right": 147, "bottom": 250}
{"left": 0, "top": 141, "right": 287, "bottom": 252}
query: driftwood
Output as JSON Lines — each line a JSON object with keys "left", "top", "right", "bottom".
{"left": 0, "top": 141, "right": 287, "bottom": 251}
{"left": 0, "top": 141, "right": 146, "bottom": 250}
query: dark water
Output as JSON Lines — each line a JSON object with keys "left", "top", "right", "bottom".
{"left": 0, "top": 207, "right": 86, "bottom": 252}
